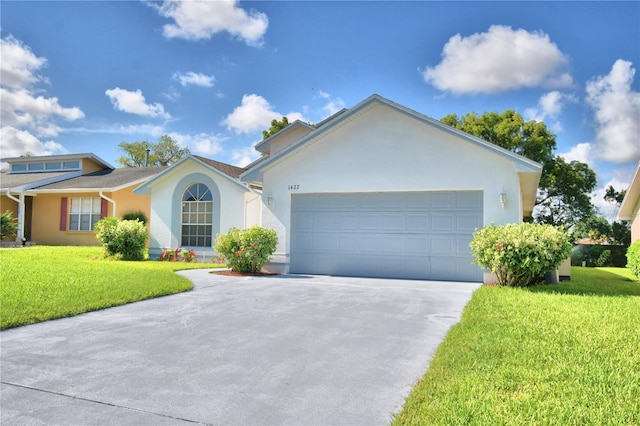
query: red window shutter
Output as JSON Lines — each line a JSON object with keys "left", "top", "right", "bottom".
{"left": 100, "top": 198, "right": 108, "bottom": 218}
{"left": 60, "top": 197, "right": 68, "bottom": 231}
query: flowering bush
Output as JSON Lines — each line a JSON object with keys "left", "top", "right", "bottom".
{"left": 470, "top": 223, "right": 572, "bottom": 287}
{"left": 214, "top": 226, "right": 278, "bottom": 273}
{"left": 95, "top": 217, "right": 148, "bottom": 260}
{"left": 159, "top": 248, "right": 197, "bottom": 262}
{"left": 627, "top": 240, "right": 640, "bottom": 279}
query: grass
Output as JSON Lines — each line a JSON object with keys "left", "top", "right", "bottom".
{"left": 0, "top": 246, "right": 224, "bottom": 330}
{"left": 393, "top": 267, "right": 640, "bottom": 426}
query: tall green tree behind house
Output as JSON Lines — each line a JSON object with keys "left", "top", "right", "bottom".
{"left": 117, "top": 135, "right": 190, "bottom": 167}
{"left": 262, "top": 117, "right": 290, "bottom": 140}
{"left": 441, "top": 110, "right": 597, "bottom": 227}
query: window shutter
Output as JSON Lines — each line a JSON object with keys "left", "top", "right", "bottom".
{"left": 60, "top": 197, "right": 68, "bottom": 231}
{"left": 100, "top": 198, "right": 108, "bottom": 218}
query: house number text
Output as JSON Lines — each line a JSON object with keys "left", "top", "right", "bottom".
{"left": 288, "top": 184, "right": 300, "bottom": 190}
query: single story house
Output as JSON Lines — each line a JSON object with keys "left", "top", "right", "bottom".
{"left": 3, "top": 94, "right": 543, "bottom": 282}
{"left": 138, "top": 94, "right": 542, "bottom": 282}
{"left": 0, "top": 153, "right": 163, "bottom": 246}
{"left": 618, "top": 161, "right": 640, "bottom": 243}
{"left": 133, "top": 155, "right": 262, "bottom": 260}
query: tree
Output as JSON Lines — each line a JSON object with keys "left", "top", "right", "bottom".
{"left": 603, "top": 185, "right": 630, "bottom": 246}
{"left": 117, "top": 134, "right": 190, "bottom": 167}
{"left": 262, "top": 117, "right": 289, "bottom": 140}
{"left": 441, "top": 110, "right": 597, "bottom": 227}
{"left": 572, "top": 215, "right": 612, "bottom": 243}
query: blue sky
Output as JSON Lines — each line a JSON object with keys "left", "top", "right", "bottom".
{"left": 1, "top": 1, "right": 639, "bottom": 214}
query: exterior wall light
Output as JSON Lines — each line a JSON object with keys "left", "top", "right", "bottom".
{"left": 499, "top": 192, "right": 507, "bottom": 208}
{"left": 267, "top": 196, "right": 273, "bottom": 207}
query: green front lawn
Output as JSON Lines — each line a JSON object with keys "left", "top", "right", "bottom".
{"left": 0, "top": 246, "right": 223, "bottom": 329}
{"left": 393, "top": 267, "right": 640, "bottom": 425}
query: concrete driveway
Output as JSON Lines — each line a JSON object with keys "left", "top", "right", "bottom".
{"left": 1, "top": 271, "right": 479, "bottom": 425}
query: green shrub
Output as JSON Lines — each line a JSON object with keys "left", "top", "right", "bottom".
{"left": 122, "top": 210, "right": 148, "bottom": 225}
{"left": 627, "top": 240, "right": 640, "bottom": 278}
{"left": 214, "top": 226, "right": 278, "bottom": 273}
{"left": 1, "top": 211, "right": 18, "bottom": 240}
{"left": 595, "top": 249, "right": 611, "bottom": 267}
{"left": 470, "top": 223, "right": 572, "bottom": 286}
{"left": 95, "top": 217, "right": 148, "bottom": 260}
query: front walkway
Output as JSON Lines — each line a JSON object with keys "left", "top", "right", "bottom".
{"left": 1, "top": 271, "right": 479, "bottom": 425}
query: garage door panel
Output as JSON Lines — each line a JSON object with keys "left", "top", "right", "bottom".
{"left": 407, "top": 214, "right": 429, "bottom": 231}
{"left": 432, "top": 214, "right": 454, "bottom": 232}
{"left": 406, "top": 236, "right": 428, "bottom": 254}
{"left": 457, "top": 213, "right": 482, "bottom": 231}
{"left": 290, "top": 192, "right": 483, "bottom": 281}
{"left": 431, "top": 236, "right": 453, "bottom": 254}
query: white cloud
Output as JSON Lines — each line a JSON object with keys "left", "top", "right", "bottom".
{"left": 173, "top": 71, "right": 215, "bottom": 88}
{"left": 322, "top": 97, "right": 346, "bottom": 117}
{"left": 105, "top": 87, "right": 170, "bottom": 119}
{"left": 524, "top": 91, "right": 577, "bottom": 131}
{"left": 0, "top": 35, "right": 47, "bottom": 89}
{"left": 222, "top": 94, "right": 305, "bottom": 134}
{"left": 558, "top": 142, "right": 593, "bottom": 164}
{"left": 592, "top": 177, "right": 630, "bottom": 221}
{"left": 231, "top": 145, "right": 261, "bottom": 167}
{"left": 68, "top": 123, "right": 165, "bottom": 137}
{"left": 169, "top": 132, "right": 225, "bottom": 156}
{"left": 0, "top": 126, "right": 66, "bottom": 157}
{"left": 0, "top": 35, "right": 84, "bottom": 158}
{"left": 586, "top": 59, "right": 640, "bottom": 164}
{"left": 152, "top": 0, "right": 268, "bottom": 46}
{"left": 423, "top": 25, "right": 573, "bottom": 94}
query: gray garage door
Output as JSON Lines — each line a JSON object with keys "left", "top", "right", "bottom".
{"left": 290, "top": 191, "right": 483, "bottom": 281}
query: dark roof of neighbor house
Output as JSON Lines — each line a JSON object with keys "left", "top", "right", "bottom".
{"left": 193, "top": 155, "right": 245, "bottom": 179}
{"left": 0, "top": 171, "right": 77, "bottom": 191}
{"left": 29, "top": 167, "right": 167, "bottom": 191}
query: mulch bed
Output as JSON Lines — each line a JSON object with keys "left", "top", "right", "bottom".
{"left": 209, "top": 270, "right": 280, "bottom": 277}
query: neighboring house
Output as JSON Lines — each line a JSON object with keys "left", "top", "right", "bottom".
{"left": 618, "top": 161, "right": 640, "bottom": 243}
{"left": 0, "top": 153, "right": 164, "bottom": 246}
{"left": 239, "top": 94, "right": 542, "bottom": 282}
{"left": 133, "top": 155, "right": 262, "bottom": 260}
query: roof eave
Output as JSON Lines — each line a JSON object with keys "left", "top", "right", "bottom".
{"left": 134, "top": 156, "right": 250, "bottom": 195}
{"left": 618, "top": 162, "right": 640, "bottom": 220}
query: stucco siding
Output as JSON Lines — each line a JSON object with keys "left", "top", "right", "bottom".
{"left": 30, "top": 185, "right": 151, "bottom": 246}
{"left": 631, "top": 202, "right": 640, "bottom": 243}
{"left": 260, "top": 104, "right": 523, "bottom": 272}
{"left": 143, "top": 160, "right": 250, "bottom": 258}
{"left": 269, "top": 126, "right": 314, "bottom": 155}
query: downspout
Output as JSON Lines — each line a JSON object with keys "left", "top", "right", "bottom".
{"left": 99, "top": 191, "right": 116, "bottom": 216}
{"left": 5, "top": 189, "right": 25, "bottom": 243}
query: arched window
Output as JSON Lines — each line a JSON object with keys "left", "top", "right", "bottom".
{"left": 181, "top": 183, "right": 213, "bottom": 247}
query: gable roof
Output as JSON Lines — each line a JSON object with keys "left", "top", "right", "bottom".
{"left": 241, "top": 94, "right": 542, "bottom": 182}
{"left": 28, "top": 167, "right": 167, "bottom": 193}
{"left": 618, "top": 161, "right": 640, "bottom": 220}
{"left": 1, "top": 152, "right": 113, "bottom": 170}
{"left": 1, "top": 170, "right": 81, "bottom": 192}
{"left": 134, "top": 155, "right": 253, "bottom": 195}
{"left": 192, "top": 155, "right": 245, "bottom": 179}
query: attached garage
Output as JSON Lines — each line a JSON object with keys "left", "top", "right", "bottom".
{"left": 240, "top": 94, "right": 543, "bottom": 282}
{"left": 290, "top": 191, "right": 483, "bottom": 281}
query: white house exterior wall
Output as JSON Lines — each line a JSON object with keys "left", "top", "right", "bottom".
{"left": 269, "top": 125, "right": 314, "bottom": 155}
{"left": 143, "top": 161, "right": 251, "bottom": 259}
{"left": 259, "top": 104, "right": 523, "bottom": 273}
